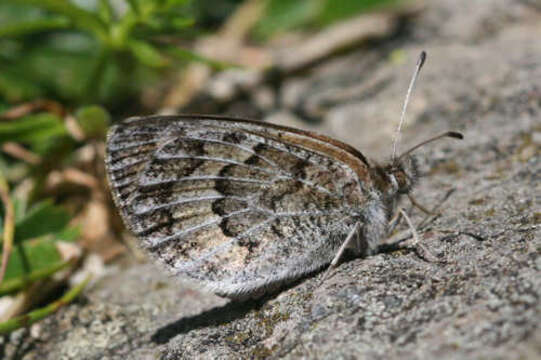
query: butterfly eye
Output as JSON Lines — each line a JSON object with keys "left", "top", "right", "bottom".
{"left": 393, "top": 170, "right": 409, "bottom": 191}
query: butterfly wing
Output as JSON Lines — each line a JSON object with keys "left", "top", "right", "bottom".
{"left": 106, "top": 115, "right": 375, "bottom": 298}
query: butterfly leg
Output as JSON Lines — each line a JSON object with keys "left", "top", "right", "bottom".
{"left": 417, "top": 188, "right": 455, "bottom": 228}
{"left": 388, "top": 210, "right": 403, "bottom": 234}
{"left": 398, "top": 208, "right": 440, "bottom": 262}
{"left": 408, "top": 194, "right": 438, "bottom": 215}
{"left": 320, "top": 222, "right": 361, "bottom": 284}
{"left": 380, "top": 209, "right": 439, "bottom": 247}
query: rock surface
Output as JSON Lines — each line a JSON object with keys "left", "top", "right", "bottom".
{"left": 3, "top": 0, "right": 539, "bottom": 359}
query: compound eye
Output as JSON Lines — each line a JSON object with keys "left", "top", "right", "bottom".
{"left": 394, "top": 170, "right": 409, "bottom": 190}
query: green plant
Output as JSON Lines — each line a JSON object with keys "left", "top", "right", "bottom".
{"left": 0, "top": 175, "right": 88, "bottom": 334}
{"left": 0, "top": 0, "right": 225, "bottom": 106}
{"left": 254, "top": 0, "right": 402, "bottom": 40}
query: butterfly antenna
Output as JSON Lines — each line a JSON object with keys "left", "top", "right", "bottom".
{"left": 397, "top": 131, "right": 463, "bottom": 161}
{"left": 391, "top": 51, "right": 427, "bottom": 161}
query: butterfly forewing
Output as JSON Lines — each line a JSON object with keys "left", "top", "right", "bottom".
{"left": 106, "top": 115, "right": 372, "bottom": 298}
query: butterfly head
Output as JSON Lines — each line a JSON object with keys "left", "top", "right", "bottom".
{"left": 373, "top": 131, "right": 463, "bottom": 198}
{"left": 371, "top": 155, "right": 418, "bottom": 200}
{"left": 385, "top": 155, "right": 419, "bottom": 195}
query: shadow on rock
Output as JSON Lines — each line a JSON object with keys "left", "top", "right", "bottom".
{"left": 151, "top": 277, "right": 308, "bottom": 344}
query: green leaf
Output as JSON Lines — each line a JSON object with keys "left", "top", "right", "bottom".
{"left": 171, "top": 17, "right": 195, "bottom": 29}
{"left": 166, "top": 0, "right": 191, "bottom": 7}
{"left": 55, "top": 226, "right": 80, "bottom": 243}
{"left": 0, "top": 275, "right": 90, "bottom": 335}
{"left": 0, "top": 34, "right": 101, "bottom": 103}
{"left": 254, "top": 0, "right": 403, "bottom": 39}
{"left": 0, "top": 113, "right": 67, "bottom": 153}
{"left": 74, "top": 105, "right": 110, "bottom": 139}
{"left": 0, "top": 112, "right": 67, "bottom": 143}
{"left": 0, "top": 259, "right": 73, "bottom": 296}
{"left": 254, "top": 0, "right": 322, "bottom": 39}
{"left": 12, "top": 197, "right": 28, "bottom": 223}
{"left": 2, "top": 238, "right": 62, "bottom": 281}
{"left": 98, "top": 0, "right": 114, "bottom": 24}
{"left": 128, "top": 40, "right": 169, "bottom": 68}
{"left": 316, "top": 0, "right": 400, "bottom": 26}
{"left": 144, "top": 15, "right": 195, "bottom": 31}
{"left": 12, "top": 0, "right": 108, "bottom": 41}
{"left": 0, "top": 17, "right": 70, "bottom": 37}
{"left": 165, "top": 46, "right": 233, "bottom": 70}
{"left": 0, "top": 67, "right": 44, "bottom": 102}
{"left": 14, "top": 200, "right": 70, "bottom": 243}
{"left": 125, "top": 0, "right": 140, "bottom": 15}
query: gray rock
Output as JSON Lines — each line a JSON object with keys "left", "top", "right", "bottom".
{"left": 5, "top": 0, "right": 539, "bottom": 359}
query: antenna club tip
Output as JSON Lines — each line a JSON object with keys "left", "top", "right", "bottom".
{"left": 418, "top": 51, "right": 427, "bottom": 68}
{"left": 447, "top": 131, "right": 464, "bottom": 140}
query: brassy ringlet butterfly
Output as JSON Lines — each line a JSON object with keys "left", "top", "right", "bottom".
{"left": 105, "top": 51, "right": 462, "bottom": 299}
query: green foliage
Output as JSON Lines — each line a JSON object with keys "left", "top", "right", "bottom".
{"left": 182, "top": 0, "right": 243, "bottom": 30}
{"left": 317, "top": 0, "right": 399, "bottom": 25}
{"left": 254, "top": 0, "right": 402, "bottom": 39}
{"left": 13, "top": 200, "right": 72, "bottom": 243}
{"left": 0, "top": 113, "right": 67, "bottom": 154}
{"left": 75, "top": 105, "right": 110, "bottom": 139}
{"left": 0, "top": 275, "right": 90, "bottom": 335}
{"left": 0, "top": 105, "right": 111, "bottom": 163}
{"left": 0, "top": 109, "right": 86, "bottom": 333}
{"left": 0, "top": 0, "right": 213, "bottom": 105}
{"left": 0, "top": 199, "right": 79, "bottom": 294}
{"left": 3, "top": 238, "right": 63, "bottom": 283}
{"left": 255, "top": 1, "right": 321, "bottom": 39}
{"left": 0, "top": 259, "right": 72, "bottom": 296}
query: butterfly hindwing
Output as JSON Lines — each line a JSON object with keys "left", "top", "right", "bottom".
{"left": 106, "top": 115, "right": 372, "bottom": 298}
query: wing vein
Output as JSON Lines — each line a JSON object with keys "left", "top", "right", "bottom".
{"left": 140, "top": 176, "right": 273, "bottom": 187}
{"left": 178, "top": 136, "right": 280, "bottom": 170}
{"left": 108, "top": 140, "right": 157, "bottom": 152}
{"left": 155, "top": 154, "right": 281, "bottom": 176}
{"left": 147, "top": 208, "right": 252, "bottom": 248}
{"left": 133, "top": 195, "right": 249, "bottom": 215}
{"left": 174, "top": 216, "right": 276, "bottom": 272}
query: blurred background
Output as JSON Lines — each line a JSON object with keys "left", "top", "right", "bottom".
{"left": 0, "top": 0, "right": 407, "bottom": 333}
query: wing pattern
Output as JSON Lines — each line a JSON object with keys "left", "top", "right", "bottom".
{"left": 106, "top": 115, "right": 372, "bottom": 297}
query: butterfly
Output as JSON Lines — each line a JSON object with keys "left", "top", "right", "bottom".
{"left": 105, "top": 52, "right": 462, "bottom": 299}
